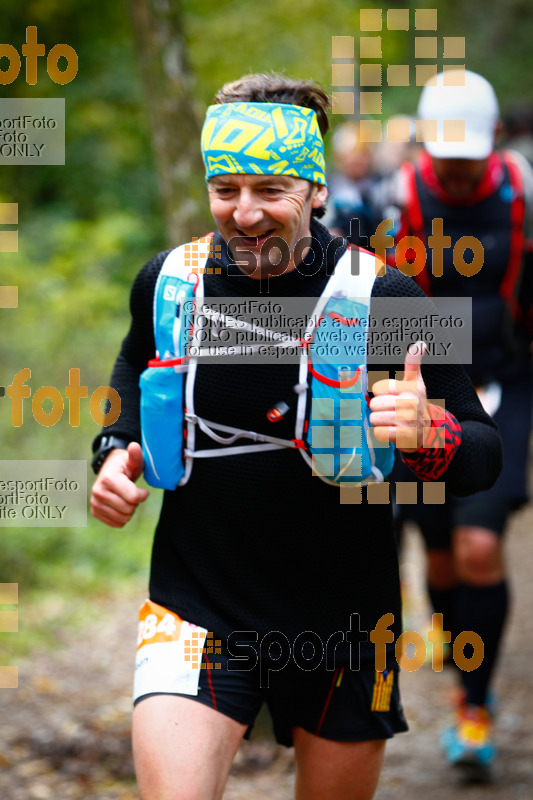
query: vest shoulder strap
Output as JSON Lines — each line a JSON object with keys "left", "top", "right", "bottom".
{"left": 153, "top": 238, "right": 211, "bottom": 358}
{"left": 399, "top": 162, "right": 432, "bottom": 295}
{"left": 329, "top": 245, "right": 382, "bottom": 299}
{"left": 400, "top": 161, "right": 425, "bottom": 239}
{"left": 499, "top": 151, "right": 526, "bottom": 314}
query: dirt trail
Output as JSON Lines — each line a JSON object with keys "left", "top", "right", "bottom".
{"left": 1, "top": 505, "right": 532, "bottom": 799}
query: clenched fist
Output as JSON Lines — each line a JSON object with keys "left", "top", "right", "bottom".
{"left": 90, "top": 442, "right": 149, "bottom": 528}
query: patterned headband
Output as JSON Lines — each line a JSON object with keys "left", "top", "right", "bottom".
{"left": 201, "top": 102, "right": 327, "bottom": 186}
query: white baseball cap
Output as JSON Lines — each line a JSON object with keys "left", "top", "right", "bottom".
{"left": 417, "top": 70, "right": 499, "bottom": 159}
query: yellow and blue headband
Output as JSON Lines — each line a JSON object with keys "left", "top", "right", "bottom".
{"left": 201, "top": 102, "right": 327, "bottom": 186}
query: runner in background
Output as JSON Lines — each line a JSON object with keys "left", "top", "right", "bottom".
{"left": 373, "top": 69, "right": 533, "bottom": 778}
{"left": 324, "top": 120, "right": 377, "bottom": 245}
{"left": 502, "top": 104, "right": 533, "bottom": 166}
{"left": 373, "top": 115, "right": 421, "bottom": 178}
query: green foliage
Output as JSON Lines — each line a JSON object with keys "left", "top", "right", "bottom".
{"left": 0, "top": 493, "right": 158, "bottom": 658}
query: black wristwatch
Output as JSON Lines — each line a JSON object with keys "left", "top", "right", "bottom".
{"left": 91, "top": 435, "right": 131, "bottom": 474}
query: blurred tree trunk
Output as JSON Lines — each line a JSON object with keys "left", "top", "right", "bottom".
{"left": 128, "top": 0, "right": 210, "bottom": 245}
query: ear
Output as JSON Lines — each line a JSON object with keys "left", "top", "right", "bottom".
{"left": 311, "top": 183, "right": 328, "bottom": 208}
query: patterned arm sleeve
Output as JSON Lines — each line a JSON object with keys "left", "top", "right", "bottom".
{"left": 400, "top": 404, "right": 462, "bottom": 481}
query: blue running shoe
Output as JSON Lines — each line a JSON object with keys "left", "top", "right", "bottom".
{"left": 441, "top": 702, "right": 495, "bottom": 780}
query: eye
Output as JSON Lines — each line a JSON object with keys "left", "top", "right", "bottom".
{"left": 262, "top": 187, "right": 282, "bottom": 196}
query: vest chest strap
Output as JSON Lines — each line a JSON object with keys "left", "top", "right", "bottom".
{"left": 141, "top": 243, "right": 394, "bottom": 490}
{"left": 186, "top": 413, "right": 301, "bottom": 450}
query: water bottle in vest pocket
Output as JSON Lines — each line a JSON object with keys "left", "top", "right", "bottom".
{"left": 140, "top": 361, "right": 186, "bottom": 490}
{"left": 140, "top": 258, "right": 198, "bottom": 491}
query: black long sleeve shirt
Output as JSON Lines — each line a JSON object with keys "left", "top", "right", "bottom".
{"left": 93, "top": 221, "right": 501, "bottom": 667}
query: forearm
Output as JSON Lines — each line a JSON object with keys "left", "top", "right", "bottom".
{"left": 438, "top": 418, "right": 502, "bottom": 496}
{"left": 396, "top": 358, "right": 502, "bottom": 493}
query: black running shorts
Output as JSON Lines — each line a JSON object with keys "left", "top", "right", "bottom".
{"left": 134, "top": 602, "right": 408, "bottom": 747}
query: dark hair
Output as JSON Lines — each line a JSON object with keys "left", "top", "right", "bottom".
{"left": 213, "top": 73, "right": 331, "bottom": 218}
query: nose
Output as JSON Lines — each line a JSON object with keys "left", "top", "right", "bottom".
{"left": 233, "top": 188, "right": 263, "bottom": 230}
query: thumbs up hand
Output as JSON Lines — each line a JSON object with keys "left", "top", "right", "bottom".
{"left": 369, "top": 341, "right": 428, "bottom": 452}
{"left": 90, "top": 442, "right": 149, "bottom": 528}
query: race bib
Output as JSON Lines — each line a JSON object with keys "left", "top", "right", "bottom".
{"left": 134, "top": 599, "right": 208, "bottom": 702}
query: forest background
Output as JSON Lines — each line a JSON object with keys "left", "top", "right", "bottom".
{"left": 1, "top": 0, "right": 532, "bottom": 657}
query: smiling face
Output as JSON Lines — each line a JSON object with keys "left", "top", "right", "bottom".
{"left": 207, "top": 173, "right": 328, "bottom": 279}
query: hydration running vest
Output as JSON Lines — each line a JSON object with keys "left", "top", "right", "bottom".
{"left": 400, "top": 151, "right": 526, "bottom": 319}
{"left": 139, "top": 240, "right": 395, "bottom": 490}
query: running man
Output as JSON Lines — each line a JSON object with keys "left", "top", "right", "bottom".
{"left": 373, "top": 69, "right": 533, "bottom": 776}
{"left": 91, "top": 73, "right": 502, "bottom": 800}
